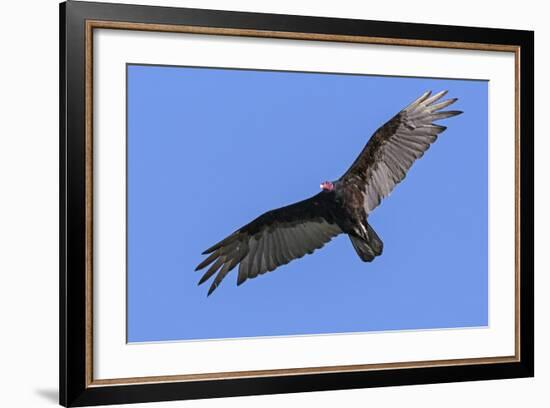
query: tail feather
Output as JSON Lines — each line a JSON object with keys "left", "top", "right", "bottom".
{"left": 349, "top": 224, "right": 383, "bottom": 262}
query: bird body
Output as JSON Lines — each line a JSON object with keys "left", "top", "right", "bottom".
{"left": 195, "top": 90, "right": 462, "bottom": 295}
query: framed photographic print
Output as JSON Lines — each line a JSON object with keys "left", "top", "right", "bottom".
{"left": 59, "top": 1, "right": 534, "bottom": 406}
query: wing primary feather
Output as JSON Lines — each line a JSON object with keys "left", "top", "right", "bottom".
{"left": 202, "top": 233, "right": 238, "bottom": 254}
{"left": 421, "top": 90, "right": 448, "bottom": 106}
{"left": 207, "top": 247, "right": 246, "bottom": 295}
{"left": 198, "top": 258, "right": 224, "bottom": 285}
{"left": 427, "top": 98, "right": 457, "bottom": 112}
{"left": 432, "top": 110, "right": 463, "bottom": 120}
{"left": 195, "top": 251, "right": 219, "bottom": 271}
{"left": 207, "top": 261, "right": 232, "bottom": 296}
{"left": 406, "top": 90, "right": 432, "bottom": 112}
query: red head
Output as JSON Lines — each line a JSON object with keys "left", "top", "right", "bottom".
{"left": 320, "top": 181, "right": 334, "bottom": 192}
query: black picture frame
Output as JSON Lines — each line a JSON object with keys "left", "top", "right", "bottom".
{"left": 60, "top": 1, "right": 534, "bottom": 406}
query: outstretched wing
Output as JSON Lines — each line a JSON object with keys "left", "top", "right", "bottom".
{"left": 341, "top": 90, "right": 462, "bottom": 214}
{"left": 195, "top": 193, "right": 342, "bottom": 295}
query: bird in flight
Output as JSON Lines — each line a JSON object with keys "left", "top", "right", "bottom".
{"left": 195, "top": 90, "right": 462, "bottom": 295}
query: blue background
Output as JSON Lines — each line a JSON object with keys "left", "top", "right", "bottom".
{"left": 127, "top": 64, "right": 488, "bottom": 342}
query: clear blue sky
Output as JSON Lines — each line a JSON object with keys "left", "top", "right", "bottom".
{"left": 127, "top": 64, "right": 488, "bottom": 342}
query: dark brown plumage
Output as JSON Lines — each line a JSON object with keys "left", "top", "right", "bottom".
{"left": 195, "top": 90, "right": 462, "bottom": 295}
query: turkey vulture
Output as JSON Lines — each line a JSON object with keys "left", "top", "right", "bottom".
{"left": 196, "top": 90, "right": 462, "bottom": 295}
